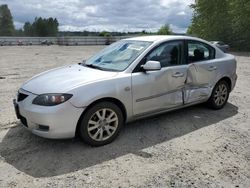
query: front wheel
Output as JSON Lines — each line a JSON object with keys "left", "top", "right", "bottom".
{"left": 79, "top": 102, "right": 124, "bottom": 146}
{"left": 207, "top": 80, "right": 230, "bottom": 110}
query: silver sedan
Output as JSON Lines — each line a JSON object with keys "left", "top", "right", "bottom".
{"left": 14, "top": 35, "right": 237, "bottom": 146}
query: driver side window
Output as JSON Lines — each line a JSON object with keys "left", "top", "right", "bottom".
{"left": 146, "top": 41, "right": 184, "bottom": 68}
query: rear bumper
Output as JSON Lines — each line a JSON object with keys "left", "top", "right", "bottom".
{"left": 231, "top": 73, "right": 237, "bottom": 91}
{"left": 15, "top": 89, "right": 84, "bottom": 139}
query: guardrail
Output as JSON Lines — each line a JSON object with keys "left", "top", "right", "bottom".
{"left": 0, "top": 36, "right": 130, "bottom": 46}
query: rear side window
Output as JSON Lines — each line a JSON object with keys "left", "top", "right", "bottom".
{"left": 146, "top": 41, "right": 184, "bottom": 67}
{"left": 188, "top": 41, "right": 215, "bottom": 63}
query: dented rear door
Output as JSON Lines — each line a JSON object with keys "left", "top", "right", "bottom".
{"left": 184, "top": 40, "right": 218, "bottom": 104}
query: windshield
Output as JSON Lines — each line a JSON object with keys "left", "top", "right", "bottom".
{"left": 84, "top": 40, "right": 152, "bottom": 71}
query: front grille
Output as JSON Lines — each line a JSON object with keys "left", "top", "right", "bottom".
{"left": 17, "top": 92, "right": 28, "bottom": 102}
{"left": 20, "top": 115, "right": 28, "bottom": 127}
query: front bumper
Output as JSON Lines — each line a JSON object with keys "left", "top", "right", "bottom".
{"left": 14, "top": 89, "right": 84, "bottom": 139}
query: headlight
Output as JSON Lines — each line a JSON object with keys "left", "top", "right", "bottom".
{"left": 32, "top": 94, "right": 73, "bottom": 106}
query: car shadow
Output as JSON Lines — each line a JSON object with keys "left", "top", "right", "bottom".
{"left": 0, "top": 103, "right": 238, "bottom": 178}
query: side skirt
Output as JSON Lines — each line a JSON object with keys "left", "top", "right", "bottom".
{"left": 127, "top": 99, "right": 208, "bottom": 123}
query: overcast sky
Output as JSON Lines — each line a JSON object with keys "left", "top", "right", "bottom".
{"left": 0, "top": 0, "right": 194, "bottom": 33}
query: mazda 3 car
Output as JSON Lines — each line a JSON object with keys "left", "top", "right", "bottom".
{"left": 14, "top": 35, "right": 237, "bottom": 146}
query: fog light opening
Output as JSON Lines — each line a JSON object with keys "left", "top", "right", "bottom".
{"left": 38, "top": 125, "right": 50, "bottom": 131}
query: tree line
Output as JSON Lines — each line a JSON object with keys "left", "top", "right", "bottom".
{"left": 0, "top": 4, "right": 58, "bottom": 37}
{"left": 188, "top": 0, "right": 250, "bottom": 51}
{"left": 23, "top": 18, "right": 59, "bottom": 37}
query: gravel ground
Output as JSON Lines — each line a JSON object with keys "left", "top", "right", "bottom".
{"left": 0, "top": 46, "right": 249, "bottom": 188}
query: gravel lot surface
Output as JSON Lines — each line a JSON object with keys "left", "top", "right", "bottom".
{"left": 0, "top": 46, "right": 249, "bottom": 188}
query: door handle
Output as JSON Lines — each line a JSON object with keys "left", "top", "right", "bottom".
{"left": 208, "top": 66, "right": 217, "bottom": 71}
{"left": 172, "top": 72, "right": 184, "bottom": 78}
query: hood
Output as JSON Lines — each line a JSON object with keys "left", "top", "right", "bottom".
{"left": 21, "top": 64, "right": 118, "bottom": 94}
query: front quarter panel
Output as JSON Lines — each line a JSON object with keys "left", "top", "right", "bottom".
{"left": 69, "top": 73, "right": 133, "bottom": 121}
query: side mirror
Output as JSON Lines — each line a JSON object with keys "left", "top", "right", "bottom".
{"left": 141, "top": 61, "right": 161, "bottom": 71}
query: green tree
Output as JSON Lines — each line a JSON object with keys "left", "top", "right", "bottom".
{"left": 15, "top": 29, "right": 24, "bottom": 36}
{"left": 33, "top": 17, "right": 47, "bottom": 36}
{"left": 99, "top": 31, "right": 112, "bottom": 45}
{"left": 188, "top": 0, "right": 250, "bottom": 51}
{"left": 26, "top": 17, "right": 59, "bottom": 37}
{"left": 188, "top": 0, "right": 231, "bottom": 42}
{"left": 99, "top": 31, "right": 111, "bottom": 37}
{"left": 23, "top": 22, "right": 33, "bottom": 36}
{"left": 0, "top": 4, "right": 15, "bottom": 36}
{"left": 47, "top": 17, "right": 59, "bottom": 36}
{"left": 229, "top": 0, "right": 250, "bottom": 50}
{"left": 157, "top": 24, "right": 172, "bottom": 35}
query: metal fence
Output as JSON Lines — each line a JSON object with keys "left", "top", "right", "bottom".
{"left": 0, "top": 36, "right": 130, "bottom": 46}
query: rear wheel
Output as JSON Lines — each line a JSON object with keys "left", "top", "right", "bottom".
{"left": 207, "top": 80, "right": 230, "bottom": 109}
{"left": 79, "top": 102, "right": 124, "bottom": 146}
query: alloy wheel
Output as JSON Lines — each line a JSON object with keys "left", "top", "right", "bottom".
{"left": 213, "top": 83, "right": 228, "bottom": 106}
{"left": 87, "top": 108, "right": 119, "bottom": 141}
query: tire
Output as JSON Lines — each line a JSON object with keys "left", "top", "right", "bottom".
{"left": 207, "top": 80, "right": 230, "bottom": 110}
{"left": 79, "top": 102, "right": 124, "bottom": 146}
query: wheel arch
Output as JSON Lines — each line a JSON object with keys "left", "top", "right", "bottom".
{"left": 75, "top": 97, "right": 127, "bottom": 137}
{"left": 217, "top": 76, "right": 232, "bottom": 92}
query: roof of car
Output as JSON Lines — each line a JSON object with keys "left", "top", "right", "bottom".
{"left": 124, "top": 35, "right": 201, "bottom": 42}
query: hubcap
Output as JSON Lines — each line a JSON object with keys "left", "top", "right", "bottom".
{"left": 214, "top": 84, "right": 228, "bottom": 106}
{"left": 87, "top": 108, "right": 118, "bottom": 141}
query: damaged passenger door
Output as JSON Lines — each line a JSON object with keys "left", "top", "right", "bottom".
{"left": 184, "top": 40, "right": 217, "bottom": 104}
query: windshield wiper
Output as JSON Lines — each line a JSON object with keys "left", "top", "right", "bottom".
{"left": 83, "top": 64, "right": 104, "bottom": 70}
